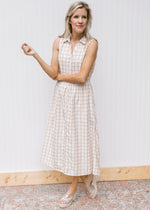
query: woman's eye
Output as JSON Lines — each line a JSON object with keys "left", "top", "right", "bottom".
{"left": 73, "top": 15, "right": 87, "bottom": 19}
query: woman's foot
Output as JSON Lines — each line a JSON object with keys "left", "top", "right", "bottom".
{"left": 59, "top": 176, "right": 78, "bottom": 208}
{"left": 59, "top": 192, "right": 76, "bottom": 208}
{"left": 81, "top": 174, "right": 97, "bottom": 199}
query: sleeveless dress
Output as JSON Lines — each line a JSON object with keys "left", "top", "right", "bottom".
{"left": 41, "top": 35, "right": 100, "bottom": 183}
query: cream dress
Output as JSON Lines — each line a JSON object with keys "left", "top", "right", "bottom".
{"left": 41, "top": 35, "right": 100, "bottom": 183}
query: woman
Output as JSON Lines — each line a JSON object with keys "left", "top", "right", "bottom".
{"left": 21, "top": 1, "right": 100, "bottom": 208}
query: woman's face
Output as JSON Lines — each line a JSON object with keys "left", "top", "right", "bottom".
{"left": 69, "top": 8, "right": 88, "bottom": 35}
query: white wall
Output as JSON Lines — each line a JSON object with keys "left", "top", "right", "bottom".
{"left": 0, "top": 0, "right": 150, "bottom": 172}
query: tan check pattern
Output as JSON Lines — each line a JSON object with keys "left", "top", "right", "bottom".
{"left": 41, "top": 36, "right": 100, "bottom": 180}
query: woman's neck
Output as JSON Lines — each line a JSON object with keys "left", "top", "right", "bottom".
{"left": 71, "top": 32, "right": 84, "bottom": 42}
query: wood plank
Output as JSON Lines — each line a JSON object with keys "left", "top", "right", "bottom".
{"left": 0, "top": 166, "right": 150, "bottom": 187}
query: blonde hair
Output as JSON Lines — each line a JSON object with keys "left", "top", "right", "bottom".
{"left": 61, "top": 1, "right": 92, "bottom": 42}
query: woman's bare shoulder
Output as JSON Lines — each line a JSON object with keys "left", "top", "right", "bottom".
{"left": 87, "top": 38, "right": 98, "bottom": 52}
{"left": 89, "top": 37, "right": 98, "bottom": 46}
{"left": 53, "top": 36, "right": 61, "bottom": 50}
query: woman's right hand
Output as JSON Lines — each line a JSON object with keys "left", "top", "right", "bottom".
{"left": 21, "top": 43, "right": 36, "bottom": 56}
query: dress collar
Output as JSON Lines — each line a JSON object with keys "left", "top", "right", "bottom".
{"left": 63, "top": 35, "right": 86, "bottom": 45}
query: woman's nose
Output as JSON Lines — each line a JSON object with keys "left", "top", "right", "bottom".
{"left": 78, "top": 17, "right": 83, "bottom": 23}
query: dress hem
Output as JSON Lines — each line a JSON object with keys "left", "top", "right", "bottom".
{"left": 40, "top": 160, "right": 100, "bottom": 179}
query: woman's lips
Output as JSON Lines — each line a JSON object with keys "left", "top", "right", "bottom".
{"left": 77, "top": 25, "right": 83, "bottom": 28}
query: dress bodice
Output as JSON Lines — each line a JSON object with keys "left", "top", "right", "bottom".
{"left": 58, "top": 36, "right": 95, "bottom": 82}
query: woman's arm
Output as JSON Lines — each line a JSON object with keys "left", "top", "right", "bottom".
{"left": 56, "top": 39, "right": 98, "bottom": 84}
{"left": 21, "top": 37, "right": 60, "bottom": 80}
{"left": 33, "top": 37, "right": 60, "bottom": 80}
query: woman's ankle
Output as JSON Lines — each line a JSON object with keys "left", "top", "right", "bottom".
{"left": 81, "top": 174, "right": 93, "bottom": 186}
{"left": 67, "top": 181, "right": 78, "bottom": 195}
{"left": 67, "top": 187, "right": 77, "bottom": 195}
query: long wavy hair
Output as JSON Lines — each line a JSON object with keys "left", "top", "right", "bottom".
{"left": 60, "top": 1, "right": 92, "bottom": 42}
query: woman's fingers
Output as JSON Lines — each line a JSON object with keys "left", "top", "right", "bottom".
{"left": 21, "top": 43, "right": 33, "bottom": 55}
{"left": 21, "top": 43, "right": 28, "bottom": 52}
{"left": 21, "top": 43, "right": 27, "bottom": 50}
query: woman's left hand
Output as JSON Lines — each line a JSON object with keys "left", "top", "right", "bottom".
{"left": 55, "top": 73, "right": 61, "bottom": 81}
